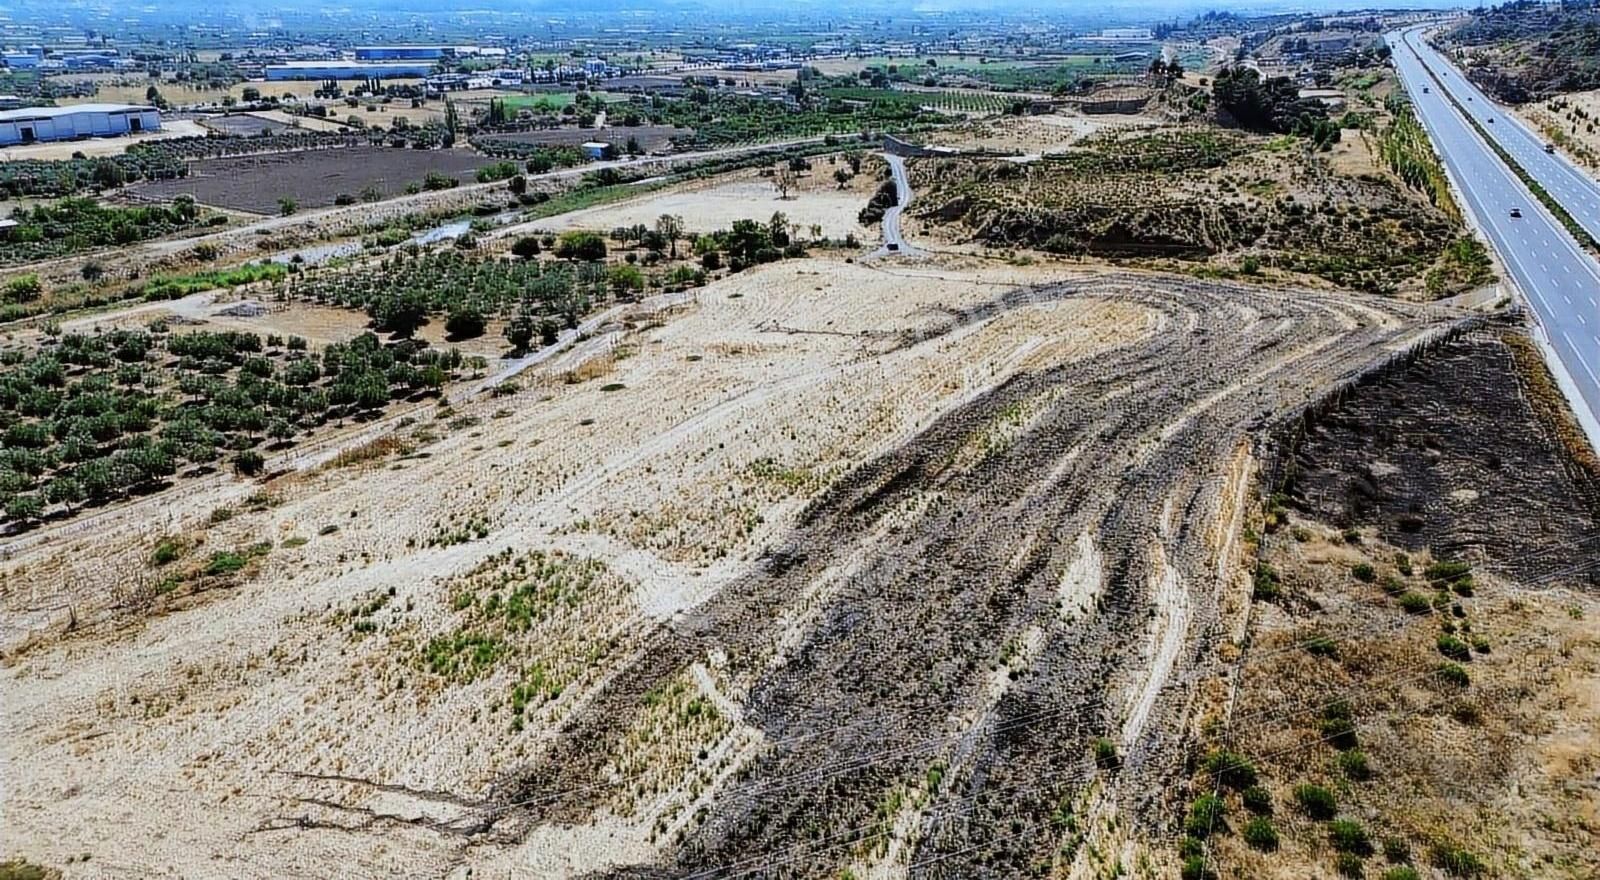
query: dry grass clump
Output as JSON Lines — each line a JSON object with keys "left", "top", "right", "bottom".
{"left": 415, "top": 548, "right": 640, "bottom": 731}
{"left": 610, "top": 670, "right": 735, "bottom": 828}
{"left": 321, "top": 434, "right": 415, "bottom": 471}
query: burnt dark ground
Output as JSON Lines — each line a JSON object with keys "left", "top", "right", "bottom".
{"left": 482, "top": 273, "right": 1460, "bottom": 878}
{"left": 1284, "top": 322, "right": 1600, "bottom": 590}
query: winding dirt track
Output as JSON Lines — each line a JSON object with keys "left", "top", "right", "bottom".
{"left": 480, "top": 274, "right": 1458, "bottom": 878}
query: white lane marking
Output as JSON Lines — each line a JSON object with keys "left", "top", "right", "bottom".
{"left": 1560, "top": 330, "right": 1600, "bottom": 386}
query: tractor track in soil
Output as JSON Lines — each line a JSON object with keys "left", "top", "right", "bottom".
{"left": 477, "top": 273, "right": 1462, "bottom": 878}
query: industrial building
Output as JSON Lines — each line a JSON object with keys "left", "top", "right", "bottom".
{"left": 355, "top": 46, "right": 449, "bottom": 61}
{"left": 0, "top": 103, "right": 160, "bottom": 145}
{"left": 265, "top": 60, "right": 435, "bottom": 80}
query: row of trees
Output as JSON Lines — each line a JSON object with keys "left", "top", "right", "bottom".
{"left": 1, "top": 196, "right": 203, "bottom": 266}
{"left": 0, "top": 327, "right": 472, "bottom": 526}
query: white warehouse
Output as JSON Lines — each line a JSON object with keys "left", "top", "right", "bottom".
{"left": 0, "top": 103, "right": 161, "bottom": 146}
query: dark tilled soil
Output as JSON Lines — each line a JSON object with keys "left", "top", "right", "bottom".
{"left": 129, "top": 146, "right": 497, "bottom": 214}
{"left": 1283, "top": 323, "right": 1600, "bottom": 589}
{"left": 480, "top": 273, "right": 1460, "bottom": 878}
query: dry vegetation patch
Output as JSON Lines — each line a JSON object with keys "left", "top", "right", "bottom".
{"left": 909, "top": 125, "right": 1487, "bottom": 297}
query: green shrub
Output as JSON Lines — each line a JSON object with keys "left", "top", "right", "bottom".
{"left": 150, "top": 538, "right": 185, "bottom": 566}
{"left": 1180, "top": 855, "right": 1216, "bottom": 880}
{"left": 1436, "top": 662, "right": 1470, "bottom": 687}
{"left": 1338, "top": 749, "right": 1373, "bottom": 781}
{"left": 1253, "top": 561, "right": 1281, "bottom": 601}
{"left": 1351, "top": 562, "right": 1376, "bottom": 583}
{"left": 1382, "top": 837, "right": 1412, "bottom": 865}
{"left": 1429, "top": 844, "right": 1486, "bottom": 877}
{"left": 1305, "top": 634, "right": 1339, "bottom": 658}
{"left": 1092, "top": 736, "right": 1120, "bottom": 769}
{"left": 1397, "top": 592, "right": 1431, "bottom": 614}
{"left": 1294, "top": 783, "right": 1338, "bottom": 820}
{"left": 1321, "top": 700, "right": 1359, "bottom": 750}
{"left": 1203, "top": 749, "right": 1257, "bottom": 789}
{"left": 204, "top": 551, "right": 248, "bottom": 576}
{"left": 1243, "top": 816, "right": 1279, "bottom": 852}
{"left": 1242, "top": 785, "right": 1273, "bottom": 814}
{"left": 1381, "top": 869, "right": 1420, "bottom": 880}
{"left": 1380, "top": 574, "right": 1406, "bottom": 595}
{"left": 1394, "top": 552, "right": 1413, "bottom": 576}
{"left": 1185, "top": 793, "right": 1226, "bottom": 838}
{"left": 1331, "top": 819, "right": 1374, "bottom": 855}
{"left": 4, "top": 273, "right": 43, "bottom": 303}
{"left": 1424, "top": 560, "right": 1471, "bottom": 582}
{"left": 1335, "top": 852, "right": 1366, "bottom": 878}
{"left": 1436, "top": 634, "right": 1471, "bottom": 661}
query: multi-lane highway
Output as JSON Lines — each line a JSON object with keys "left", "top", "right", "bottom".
{"left": 1399, "top": 29, "right": 1600, "bottom": 242}
{"left": 1387, "top": 28, "right": 1600, "bottom": 444}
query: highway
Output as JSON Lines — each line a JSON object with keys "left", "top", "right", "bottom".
{"left": 1399, "top": 29, "right": 1600, "bottom": 243}
{"left": 1387, "top": 28, "right": 1600, "bottom": 445}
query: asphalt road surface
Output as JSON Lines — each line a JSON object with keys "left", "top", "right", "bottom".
{"left": 875, "top": 153, "right": 917, "bottom": 256}
{"left": 1400, "top": 29, "right": 1600, "bottom": 243}
{"left": 1388, "top": 28, "right": 1600, "bottom": 444}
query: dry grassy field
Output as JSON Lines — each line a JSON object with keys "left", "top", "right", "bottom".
{"left": 524, "top": 159, "right": 881, "bottom": 240}
{"left": 0, "top": 243, "right": 1473, "bottom": 877}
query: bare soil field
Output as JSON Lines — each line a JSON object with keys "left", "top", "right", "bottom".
{"left": 525, "top": 160, "right": 881, "bottom": 239}
{"left": 924, "top": 112, "right": 1159, "bottom": 154}
{"left": 200, "top": 113, "right": 295, "bottom": 137}
{"left": 246, "top": 109, "right": 348, "bottom": 134}
{"left": 1284, "top": 324, "right": 1600, "bottom": 586}
{"left": 127, "top": 146, "right": 499, "bottom": 214}
{"left": 0, "top": 251, "right": 1463, "bottom": 879}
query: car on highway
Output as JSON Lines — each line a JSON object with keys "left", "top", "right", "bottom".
{"left": 1545, "top": 144, "right": 1557, "bottom": 154}
{"left": 886, "top": 242, "right": 900, "bottom": 252}
{"left": 1423, "top": 86, "right": 1430, "bottom": 93}
{"left": 1488, "top": 117, "right": 1495, "bottom": 123}
{"left": 1510, "top": 208, "right": 1523, "bottom": 218}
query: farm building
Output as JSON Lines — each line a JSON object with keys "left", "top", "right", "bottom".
{"left": 0, "top": 103, "right": 160, "bottom": 145}
{"left": 266, "top": 61, "right": 435, "bottom": 80}
{"left": 581, "top": 141, "right": 613, "bottom": 160}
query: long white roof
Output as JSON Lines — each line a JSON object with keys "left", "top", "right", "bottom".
{"left": 0, "top": 103, "right": 156, "bottom": 121}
